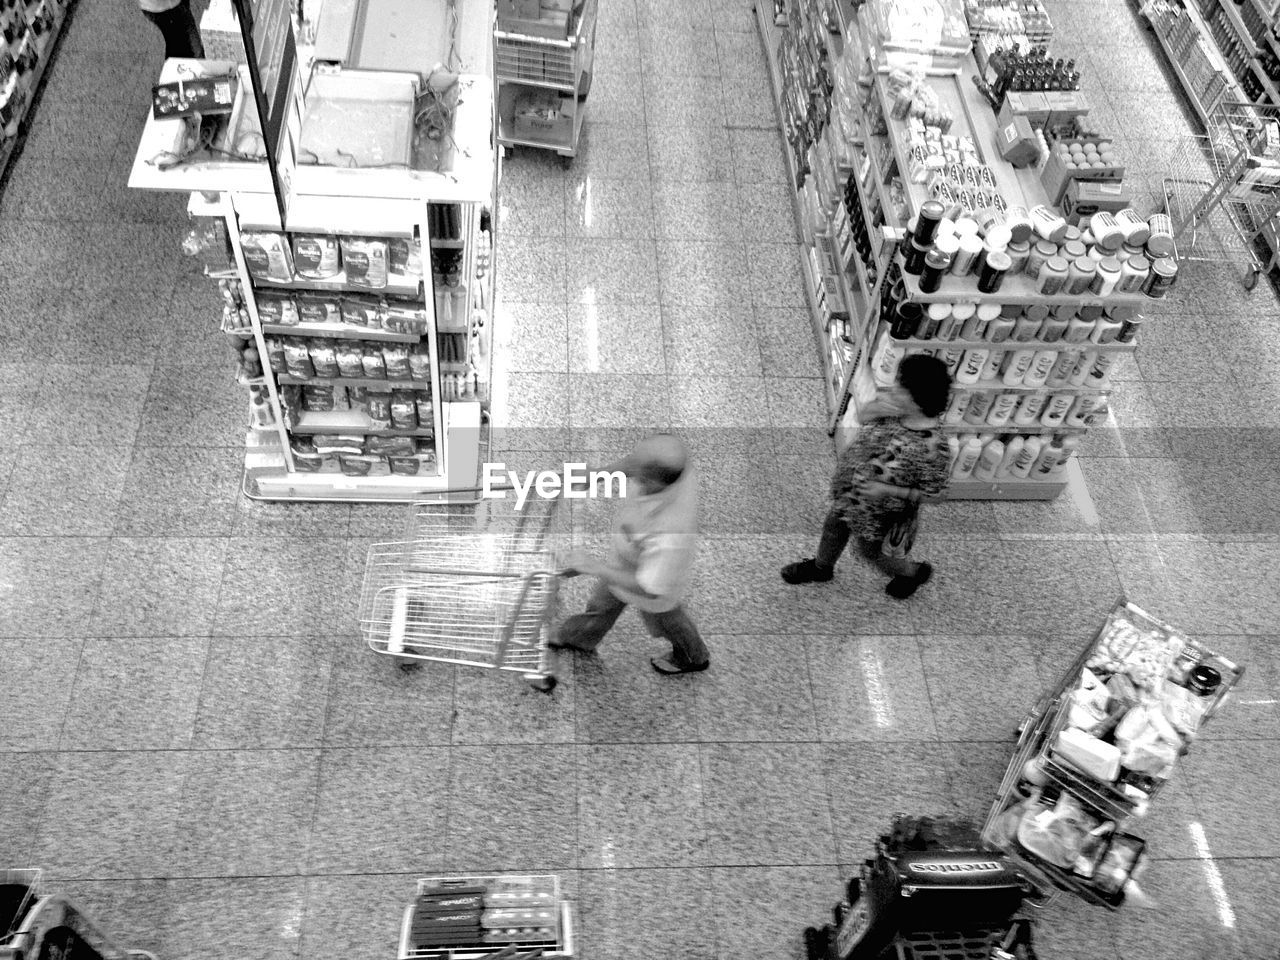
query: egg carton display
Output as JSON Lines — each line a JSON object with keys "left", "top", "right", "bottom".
{"left": 964, "top": 0, "right": 1053, "bottom": 43}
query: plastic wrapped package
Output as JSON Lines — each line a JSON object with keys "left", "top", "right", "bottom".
{"left": 341, "top": 237, "right": 389, "bottom": 289}
{"left": 390, "top": 390, "right": 418, "bottom": 429}
{"left": 264, "top": 338, "right": 287, "bottom": 374}
{"left": 390, "top": 237, "right": 424, "bottom": 277}
{"left": 309, "top": 339, "right": 340, "bottom": 378}
{"left": 335, "top": 341, "right": 365, "bottom": 378}
{"left": 361, "top": 347, "right": 388, "bottom": 379}
{"left": 283, "top": 339, "right": 316, "bottom": 379}
{"left": 292, "top": 234, "right": 342, "bottom": 279}
{"left": 367, "top": 393, "right": 393, "bottom": 429}
{"left": 415, "top": 391, "right": 432, "bottom": 426}
{"left": 383, "top": 344, "right": 412, "bottom": 380}
{"left": 255, "top": 291, "right": 298, "bottom": 325}
{"left": 869, "top": 0, "right": 971, "bottom": 57}
{"left": 297, "top": 294, "right": 342, "bottom": 325}
{"left": 240, "top": 232, "right": 295, "bottom": 282}
{"left": 408, "top": 343, "right": 432, "bottom": 380}
{"left": 341, "top": 295, "right": 384, "bottom": 328}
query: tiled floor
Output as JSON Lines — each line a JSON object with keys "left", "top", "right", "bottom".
{"left": 1, "top": 0, "right": 1278, "bottom": 958}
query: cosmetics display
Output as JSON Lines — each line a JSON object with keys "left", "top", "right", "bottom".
{"left": 0, "top": 0, "right": 73, "bottom": 181}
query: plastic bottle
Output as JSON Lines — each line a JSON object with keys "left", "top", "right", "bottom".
{"left": 1067, "top": 351, "right": 1097, "bottom": 386}
{"left": 1012, "top": 391, "right": 1050, "bottom": 426}
{"left": 1002, "top": 349, "right": 1036, "bottom": 386}
{"left": 1086, "top": 353, "right": 1116, "bottom": 387}
{"left": 941, "top": 347, "right": 966, "bottom": 376}
{"left": 1040, "top": 393, "right": 1074, "bottom": 426}
{"left": 944, "top": 303, "right": 974, "bottom": 340}
{"left": 964, "top": 391, "right": 998, "bottom": 425}
{"left": 962, "top": 303, "right": 1001, "bottom": 340}
{"left": 1064, "top": 314, "right": 1095, "bottom": 343}
{"left": 986, "top": 391, "right": 1019, "bottom": 426}
{"left": 1007, "top": 436, "right": 1042, "bottom": 478}
{"left": 971, "top": 438, "right": 1006, "bottom": 481}
{"left": 1012, "top": 312, "right": 1044, "bottom": 341}
{"left": 955, "top": 348, "right": 989, "bottom": 385}
{"left": 943, "top": 390, "right": 970, "bottom": 424}
{"left": 952, "top": 435, "right": 984, "bottom": 478}
{"left": 1066, "top": 393, "right": 1106, "bottom": 427}
{"left": 997, "top": 436, "right": 1025, "bottom": 477}
{"left": 946, "top": 436, "right": 962, "bottom": 474}
{"left": 872, "top": 328, "right": 907, "bottom": 386}
{"left": 1046, "top": 350, "right": 1078, "bottom": 388}
{"left": 1023, "top": 349, "right": 1058, "bottom": 387}
{"left": 980, "top": 349, "right": 1007, "bottom": 382}
{"left": 1039, "top": 308, "right": 1070, "bottom": 343}
{"left": 1047, "top": 437, "right": 1081, "bottom": 478}
{"left": 987, "top": 312, "right": 1016, "bottom": 343}
{"left": 1031, "top": 435, "right": 1066, "bottom": 477}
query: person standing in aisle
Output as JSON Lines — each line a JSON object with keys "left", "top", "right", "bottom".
{"left": 781, "top": 354, "right": 952, "bottom": 599}
{"left": 552, "top": 434, "right": 709, "bottom": 675}
{"left": 138, "top": 0, "right": 206, "bottom": 60}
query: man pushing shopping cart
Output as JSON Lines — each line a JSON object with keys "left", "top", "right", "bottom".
{"left": 358, "top": 434, "right": 708, "bottom": 691}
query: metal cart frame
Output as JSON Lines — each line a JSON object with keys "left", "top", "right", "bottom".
{"left": 358, "top": 486, "right": 565, "bottom": 692}
{"left": 494, "top": 0, "right": 598, "bottom": 159}
{"left": 1163, "top": 101, "right": 1280, "bottom": 289}
{"left": 981, "top": 598, "right": 1243, "bottom": 909}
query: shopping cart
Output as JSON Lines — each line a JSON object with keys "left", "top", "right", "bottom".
{"left": 1, "top": 868, "right": 158, "bottom": 960}
{"left": 1162, "top": 101, "right": 1280, "bottom": 289}
{"left": 804, "top": 817, "right": 1042, "bottom": 960}
{"left": 358, "top": 486, "right": 566, "bottom": 692}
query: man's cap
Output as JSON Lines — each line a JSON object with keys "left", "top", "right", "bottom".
{"left": 599, "top": 434, "right": 688, "bottom": 482}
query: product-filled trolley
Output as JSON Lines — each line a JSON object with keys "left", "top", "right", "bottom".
{"left": 358, "top": 487, "right": 565, "bottom": 692}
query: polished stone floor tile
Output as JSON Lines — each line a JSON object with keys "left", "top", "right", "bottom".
{"left": 805, "top": 635, "right": 938, "bottom": 742}
{"left": 577, "top": 867, "right": 716, "bottom": 960}
{"left": 567, "top": 177, "right": 656, "bottom": 239}
{"left": 668, "top": 375, "right": 773, "bottom": 434}
{"left": 701, "top": 742, "right": 837, "bottom": 865}
{"left": 663, "top": 303, "right": 764, "bottom": 376}
{"left": 494, "top": 301, "right": 571, "bottom": 374}
{"left": 0, "top": 537, "right": 109, "bottom": 638}
{"left": 1111, "top": 858, "right": 1246, "bottom": 960}
{"left": 1181, "top": 739, "right": 1280, "bottom": 858}
{"left": 214, "top": 538, "right": 350, "bottom": 636}
{"left": 1032, "top": 892, "right": 1123, "bottom": 960}
{"left": 566, "top": 237, "right": 661, "bottom": 304}
{"left": 36, "top": 750, "right": 188, "bottom": 879}
{"left": 113, "top": 445, "right": 244, "bottom": 536}
{"left": 164, "top": 877, "right": 307, "bottom": 960}
{"left": 736, "top": 181, "right": 800, "bottom": 244}
{"left": 300, "top": 874, "right": 412, "bottom": 960}
{"left": 1195, "top": 634, "right": 1280, "bottom": 741}
{"left": 448, "top": 745, "right": 577, "bottom": 870}
{"left": 728, "top": 127, "right": 793, "bottom": 184}
{"left": 1218, "top": 857, "right": 1280, "bottom": 960}
{"left": 643, "top": 74, "right": 725, "bottom": 131}
{"left": 569, "top": 372, "right": 670, "bottom": 436}
{"left": 232, "top": 497, "right": 353, "bottom": 538}
{"left": 772, "top": 454, "right": 839, "bottom": 534}
{"left": 755, "top": 306, "right": 822, "bottom": 378}
{"left": 576, "top": 744, "right": 709, "bottom": 867}
{"left": 708, "top": 865, "right": 843, "bottom": 958}
{"left": 134, "top": 364, "right": 244, "bottom": 448}
{"left": 918, "top": 635, "right": 1046, "bottom": 741}
{"left": 60, "top": 637, "right": 207, "bottom": 751}
{"left": 91, "top": 537, "right": 226, "bottom": 636}
{"left": 567, "top": 303, "right": 667, "bottom": 375}
{"left": 171, "top": 749, "right": 321, "bottom": 877}
{"left": 765, "top": 374, "right": 828, "bottom": 428}
{"left": 450, "top": 660, "right": 577, "bottom": 744}
{"left": 648, "top": 123, "right": 735, "bottom": 183}
{"left": 722, "top": 72, "right": 776, "bottom": 128}
{"left": 1138, "top": 776, "right": 1205, "bottom": 861}
{"left": 571, "top": 639, "right": 702, "bottom": 743}
{"left": 584, "top": 71, "right": 648, "bottom": 126}
{"left": 498, "top": 177, "right": 567, "bottom": 238}
{"left": 657, "top": 240, "right": 749, "bottom": 305}
{"left": 573, "top": 122, "right": 655, "bottom": 180}
{"left": 39, "top": 362, "right": 155, "bottom": 447}
{"left": 652, "top": 181, "right": 743, "bottom": 242}
{"left": 52, "top": 879, "right": 171, "bottom": 957}
{"left": 308, "top": 747, "right": 450, "bottom": 874}
{"left": 493, "top": 236, "right": 567, "bottom": 303}
{"left": 746, "top": 242, "right": 808, "bottom": 308}
{"left": 939, "top": 740, "right": 1017, "bottom": 821}
{"left": 192, "top": 635, "right": 333, "bottom": 748}
{"left": 0, "top": 752, "right": 57, "bottom": 862}
{"left": 698, "top": 456, "right": 794, "bottom": 536}
{"left": 694, "top": 635, "right": 818, "bottom": 741}
{"left": 989, "top": 469, "right": 1106, "bottom": 540}
{"left": 823, "top": 743, "right": 961, "bottom": 864}
{"left": 322, "top": 639, "right": 457, "bottom": 747}
{"left": 0, "top": 445, "right": 130, "bottom": 535}
{"left": 0, "top": 638, "right": 82, "bottom": 751}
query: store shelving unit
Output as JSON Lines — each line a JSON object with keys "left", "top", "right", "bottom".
{"left": 760, "top": 0, "right": 1157, "bottom": 501}
{"left": 129, "top": 0, "right": 497, "bottom": 502}
{"left": 0, "top": 0, "right": 74, "bottom": 182}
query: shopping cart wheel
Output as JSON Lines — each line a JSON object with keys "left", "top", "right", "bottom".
{"left": 1245, "top": 266, "right": 1261, "bottom": 291}
{"left": 525, "top": 673, "right": 557, "bottom": 693}
{"left": 398, "top": 658, "right": 423, "bottom": 673}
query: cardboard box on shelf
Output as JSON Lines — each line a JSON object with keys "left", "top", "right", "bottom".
{"left": 1040, "top": 146, "right": 1124, "bottom": 205}
{"left": 996, "top": 113, "right": 1039, "bottom": 168}
{"left": 1005, "top": 91, "right": 1049, "bottom": 127}
{"left": 513, "top": 89, "right": 574, "bottom": 144}
{"left": 498, "top": 0, "right": 541, "bottom": 19}
{"left": 1044, "top": 90, "right": 1090, "bottom": 126}
{"left": 1062, "top": 179, "right": 1132, "bottom": 225}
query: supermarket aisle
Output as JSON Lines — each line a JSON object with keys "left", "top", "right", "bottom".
{"left": 0, "top": 1, "right": 1277, "bottom": 959}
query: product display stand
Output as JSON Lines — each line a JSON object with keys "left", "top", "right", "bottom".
{"left": 129, "top": 0, "right": 499, "bottom": 502}
{"left": 758, "top": 0, "right": 1166, "bottom": 501}
{"left": 0, "top": 0, "right": 75, "bottom": 183}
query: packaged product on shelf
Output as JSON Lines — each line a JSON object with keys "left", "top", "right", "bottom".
{"left": 240, "top": 232, "right": 294, "bottom": 282}
{"left": 340, "top": 237, "right": 389, "bottom": 289}
{"left": 237, "top": 340, "right": 263, "bottom": 380}
{"left": 1091, "top": 834, "right": 1144, "bottom": 896}
{"left": 315, "top": 436, "right": 365, "bottom": 457}
{"left": 388, "top": 455, "right": 421, "bottom": 475}
{"left": 264, "top": 338, "right": 287, "bottom": 374}
{"left": 339, "top": 454, "right": 384, "bottom": 477}
{"left": 302, "top": 385, "right": 337, "bottom": 412}
{"left": 309, "top": 339, "right": 340, "bottom": 378}
{"left": 181, "top": 216, "right": 234, "bottom": 271}
{"left": 256, "top": 290, "right": 299, "bottom": 326}
{"left": 334, "top": 341, "right": 364, "bottom": 378}
{"left": 361, "top": 347, "right": 388, "bottom": 379}
{"left": 390, "top": 390, "right": 418, "bottom": 429}
{"left": 383, "top": 300, "right": 431, "bottom": 335}
{"left": 408, "top": 343, "right": 432, "bottom": 381}
{"left": 349, "top": 386, "right": 371, "bottom": 410}
{"left": 292, "top": 450, "right": 325, "bottom": 472}
{"left": 383, "top": 344, "right": 412, "bottom": 380}
{"left": 414, "top": 391, "right": 432, "bottom": 425}
{"left": 367, "top": 393, "right": 393, "bottom": 428}
{"left": 389, "top": 237, "right": 424, "bottom": 277}
{"left": 292, "top": 234, "right": 342, "bottom": 279}
{"left": 283, "top": 339, "right": 316, "bottom": 379}
{"left": 297, "top": 294, "right": 342, "bottom": 325}
{"left": 366, "top": 436, "right": 417, "bottom": 457}
{"left": 341, "top": 295, "right": 384, "bottom": 328}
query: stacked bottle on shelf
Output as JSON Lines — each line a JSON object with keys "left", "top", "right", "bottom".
{"left": 776, "top": 0, "right": 835, "bottom": 189}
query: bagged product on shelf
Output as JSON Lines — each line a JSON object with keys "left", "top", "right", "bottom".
{"left": 292, "top": 234, "right": 342, "bottom": 279}
{"left": 240, "top": 232, "right": 295, "bottom": 282}
{"left": 338, "top": 454, "right": 376, "bottom": 476}
{"left": 264, "top": 338, "right": 287, "bottom": 374}
{"left": 408, "top": 344, "right": 432, "bottom": 381}
{"left": 314, "top": 436, "right": 365, "bottom": 457}
{"left": 255, "top": 291, "right": 299, "bottom": 325}
{"left": 390, "top": 390, "right": 418, "bottom": 429}
{"left": 366, "top": 436, "right": 417, "bottom": 456}
{"left": 292, "top": 451, "right": 325, "bottom": 472}
{"left": 367, "top": 393, "right": 393, "bottom": 429}
{"left": 335, "top": 341, "right": 364, "bottom": 378}
{"left": 388, "top": 456, "right": 421, "bottom": 476}
{"left": 283, "top": 339, "right": 316, "bottom": 379}
{"left": 361, "top": 347, "right": 388, "bottom": 379}
{"left": 341, "top": 237, "right": 389, "bottom": 289}
{"left": 297, "top": 294, "right": 342, "bottom": 325}
{"left": 383, "top": 344, "right": 412, "bottom": 380}
{"left": 348, "top": 387, "right": 370, "bottom": 411}
{"left": 302, "top": 385, "right": 337, "bottom": 412}
{"left": 389, "top": 237, "right": 424, "bottom": 277}
{"left": 309, "top": 339, "right": 340, "bottom": 378}
{"left": 341, "top": 295, "right": 384, "bottom": 328}
{"left": 415, "top": 391, "right": 432, "bottom": 425}
{"left": 384, "top": 300, "right": 431, "bottom": 335}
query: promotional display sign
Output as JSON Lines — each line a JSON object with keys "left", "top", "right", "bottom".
{"left": 231, "top": 0, "right": 302, "bottom": 224}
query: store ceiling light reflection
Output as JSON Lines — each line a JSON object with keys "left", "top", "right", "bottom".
{"left": 859, "top": 648, "right": 894, "bottom": 728}
{"left": 1188, "top": 821, "right": 1236, "bottom": 929}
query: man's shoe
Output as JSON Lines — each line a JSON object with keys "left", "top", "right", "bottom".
{"left": 781, "top": 558, "right": 834, "bottom": 584}
{"left": 650, "top": 656, "right": 710, "bottom": 675}
{"left": 886, "top": 562, "right": 933, "bottom": 600}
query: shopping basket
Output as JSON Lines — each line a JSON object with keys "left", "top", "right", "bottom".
{"left": 358, "top": 485, "right": 566, "bottom": 692}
